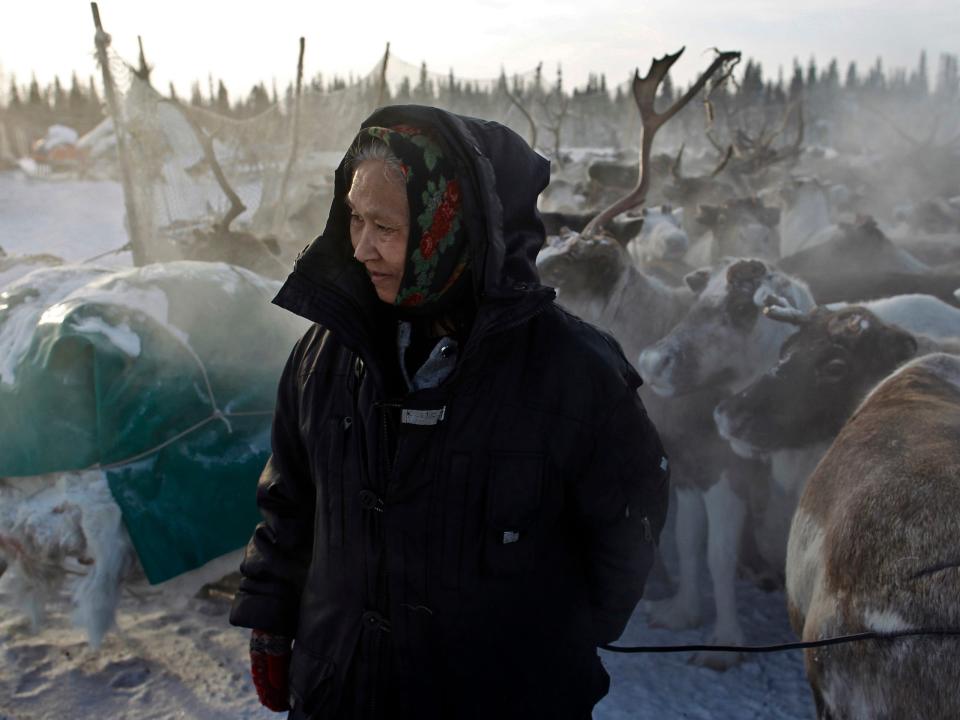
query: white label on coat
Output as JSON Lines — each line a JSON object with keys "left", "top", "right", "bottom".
{"left": 502, "top": 530, "right": 521, "bottom": 544}
{"left": 401, "top": 407, "right": 447, "bottom": 426}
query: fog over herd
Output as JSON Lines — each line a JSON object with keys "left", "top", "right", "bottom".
{"left": 1, "top": 34, "right": 960, "bottom": 718}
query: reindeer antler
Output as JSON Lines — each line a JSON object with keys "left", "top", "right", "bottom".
{"left": 762, "top": 303, "right": 811, "bottom": 326}
{"left": 582, "top": 48, "right": 741, "bottom": 237}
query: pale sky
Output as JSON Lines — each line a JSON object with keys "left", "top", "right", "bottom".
{"left": 1, "top": 0, "right": 957, "bottom": 99}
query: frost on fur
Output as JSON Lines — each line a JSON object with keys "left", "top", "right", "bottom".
{"left": 0, "top": 470, "right": 132, "bottom": 647}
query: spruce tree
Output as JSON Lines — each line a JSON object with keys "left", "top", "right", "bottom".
{"left": 9, "top": 76, "right": 21, "bottom": 109}
{"left": 216, "top": 80, "right": 230, "bottom": 115}
{"left": 845, "top": 61, "right": 859, "bottom": 90}
{"left": 789, "top": 59, "right": 804, "bottom": 99}
{"left": 68, "top": 72, "right": 85, "bottom": 114}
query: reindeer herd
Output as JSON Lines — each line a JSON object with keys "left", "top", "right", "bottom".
{"left": 1, "top": 46, "right": 959, "bottom": 717}
{"left": 538, "top": 50, "right": 960, "bottom": 717}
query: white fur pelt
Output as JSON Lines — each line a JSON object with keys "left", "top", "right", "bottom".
{"left": 0, "top": 470, "right": 131, "bottom": 647}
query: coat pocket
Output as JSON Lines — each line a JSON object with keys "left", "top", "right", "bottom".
{"left": 483, "top": 452, "right": 544, "bottom": 576}
{"left": 288, "top": 645, "right": 337, "bottom": 719}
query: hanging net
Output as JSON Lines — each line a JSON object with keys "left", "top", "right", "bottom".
{"left": 103, "top": 48, "right": 590, "bottom": 272}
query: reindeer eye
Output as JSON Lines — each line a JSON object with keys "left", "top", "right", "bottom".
{"left": 819, "top": 358, "right": 849, "bottom": 382}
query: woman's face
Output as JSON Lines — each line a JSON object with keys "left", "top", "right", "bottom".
{"left": 347, "top": 159, "right": 410, "bottom": 304}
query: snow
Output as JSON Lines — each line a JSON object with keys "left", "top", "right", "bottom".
{"left": 70, "top": 317, "right": 142, "bottom": 358}
{"left": 0, "top": 171, "right": 132, "bottom": 266}
{"left": 0, "top": 265, "right": 113, "bottom": 384}
{"left": 0, "top": 168, "right": 816, "bottom": 718}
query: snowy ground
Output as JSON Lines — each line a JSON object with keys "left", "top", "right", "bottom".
{"left": 0, "top": 171, "right": 132, "bottom": 267}
{"left": 0, "top": 169, "right": 815, "bottom": 719}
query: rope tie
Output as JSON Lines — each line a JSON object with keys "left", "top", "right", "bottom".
{"left": 601, "top": 628, "right": 960, "bottom": 654}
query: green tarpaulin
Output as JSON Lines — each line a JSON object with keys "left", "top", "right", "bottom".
{"left": 0, "top": 261, "right": 307, "bottom": 583}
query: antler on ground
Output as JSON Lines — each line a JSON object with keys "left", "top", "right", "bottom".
{"left": 582, "top": 47, "right": 741, "bottom": 237}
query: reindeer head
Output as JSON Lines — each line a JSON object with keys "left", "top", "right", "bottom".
{"left": 638, "top": 258, "right": 813, "bottom": 396}
{"left": 715, "top": 306, "right": 919, "bottom": 454}
{"left": 536, "top": 230, "right": 629, "bottom": 311}
{"left": 697, "top": 199, "right": 781, "bottom": 261}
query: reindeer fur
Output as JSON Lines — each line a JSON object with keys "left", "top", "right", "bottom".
{"left": 787, "top": 354, "right": 960, "bottom": 719}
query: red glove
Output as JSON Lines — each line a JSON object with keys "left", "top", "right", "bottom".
{"left": 250, "top": 629, "right": 292, "bottom": 712}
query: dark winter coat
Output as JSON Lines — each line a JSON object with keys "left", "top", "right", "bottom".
{"left": 230, "top": 105, "right": 670, "bottom": 720}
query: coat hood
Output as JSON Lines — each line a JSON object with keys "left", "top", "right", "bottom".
{"left": 272, "top": 106, "right": 555, "bottom": 363}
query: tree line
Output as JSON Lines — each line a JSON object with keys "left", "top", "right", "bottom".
{"left": 1, "top": 50, "right": 957, "bottom": 155}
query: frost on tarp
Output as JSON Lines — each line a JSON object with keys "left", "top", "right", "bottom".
{"left": 0, "top": 261, "right": 308, "bottom": 583}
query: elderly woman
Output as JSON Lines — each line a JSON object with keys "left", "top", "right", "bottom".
{"left": 230, "top": 105, "right": 669, "bottom": 720}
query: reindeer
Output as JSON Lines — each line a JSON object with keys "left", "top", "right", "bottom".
{"left": 539, "top": 45, "right": 742, "bottom": 358}
{"left": 536, "top": 231, "right": 690, "bottom": 360}
{"left": 776, "top": 176, "right": 834, "bottom": 257}
{"left": 779, "top": 215, "right": 960, "bottom": 306}
{"left": 714, "top": 304, "right": 960, "bottom": 464}
{"left": 705, "top": 100, "right": 805, "bottom": 188}
{"left": 785, "top": 353, "right": 960, "bottom": 719}
{"left": 638, "top": 264, "right": 960, "bottom": 666}
{"left": 541, "top": 47, "right": 770, "bottom": 669}
{"left": 662, "top": 144, "right": 738, "bottom": 237}
{"left": 635, "top": 259, "right": 812, "bottom": 662}
{"left": 685, "top": 198, "right": 781, "bottom": 265}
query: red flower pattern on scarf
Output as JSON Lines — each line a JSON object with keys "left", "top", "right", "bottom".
{"left": 419, "top": 179, "right": 462, "bottom": 260}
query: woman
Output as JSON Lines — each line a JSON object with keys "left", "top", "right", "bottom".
{"left": 231, "top": 105, "right": 669, "bottom": 720}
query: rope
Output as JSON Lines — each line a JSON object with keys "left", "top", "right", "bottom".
{"left": 84, "top": 408, "right": 273, "bottom": 472}
{"left": 78, "top": 295, "right": 274, "bottom": 471}
{"left": 83, "top": 243, "right": 132, "bottom": 263}
{"left": 600, "top": 628, "right": 960, "bottom": 654}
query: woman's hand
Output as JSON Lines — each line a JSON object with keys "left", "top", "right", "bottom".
{"left": 249, "top": 629, "right": 292, "bottom": 712}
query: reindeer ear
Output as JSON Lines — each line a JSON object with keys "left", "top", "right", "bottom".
{"left": 827, "top": 310, "right": 870, "bottom": 338}
{"left": 684, "top": 268, "right": 711, "bottom": 295}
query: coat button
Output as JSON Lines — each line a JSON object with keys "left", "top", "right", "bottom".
{"left": 359, "top": 489, "right": 382, "bottom": 511}
{"left": 361, "top": 610, "right": 392, "bottom": 632}
{"left": 342, "top": 416, "right": 353, "bottom": 430}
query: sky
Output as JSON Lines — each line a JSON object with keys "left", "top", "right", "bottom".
{"left": 0, "top": 0, "right": 957, "bottom": 100}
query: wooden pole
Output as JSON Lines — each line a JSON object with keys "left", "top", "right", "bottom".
{"left": 91, "top": 2, "right": 150, "bottom": 265}
{"left": 135, "top": 35, "right": 152, "bottom": 82}
{"left": 277, "top": 37, "right": 305, "bottom": 211}
{"left": 377, "top": 42, "right": 391, "bottom": 109}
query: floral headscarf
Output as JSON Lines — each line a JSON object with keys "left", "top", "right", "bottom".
{"left": 349, "top": 124, "right": 470, "bottom": 314}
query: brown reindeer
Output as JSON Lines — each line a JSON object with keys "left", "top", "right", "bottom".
{"left": 786, "top": 352, "right": 960, "bottom": 718}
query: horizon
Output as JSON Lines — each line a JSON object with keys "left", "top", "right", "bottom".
{"left": 1, "top": 0, "right": 957, "bottom": 102}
